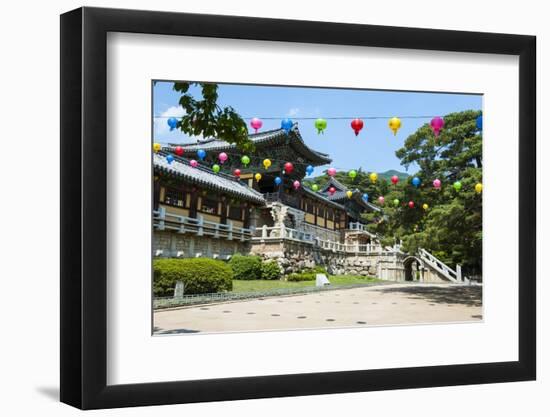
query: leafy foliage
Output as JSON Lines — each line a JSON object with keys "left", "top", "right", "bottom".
{"left": 260, "top": 261, "right": 282, "bottom": 280}
{"left": 153, "top": 258, "right": 233, "bottom": 296}
{"left": 286, "top": 272, "right": 316, "bottom": 282}
{"left": 172, "top": 82, "right": 254, "bottom": 151}
{"left": 228, "top": 254, "right": 262, "bottom": 280}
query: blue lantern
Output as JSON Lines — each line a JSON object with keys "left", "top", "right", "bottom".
{"left": 306, "top": 165, "right": 314, "bottom": 176}
{"left": 197, "top": 149, "right": 206, "bottom": 160}
{"left": 281, "top": 118, "right": 293, "bottom": 134}
{"left": 274, "top": 176, "right": 282, "bottom": 186}
{"left": 166, "top": 154, "right": 174, "bottom": 164}
{"left": 412, "top": 177, "right": 421, "bottom": 188}
{"left": 476, "top": 115, "right": 483, "bottom": 131}
{"left": 167, "top": 117, "right": 178, "bottom": 131}
{"left": 362, "top": 193, "right": 369, "bottom": 201}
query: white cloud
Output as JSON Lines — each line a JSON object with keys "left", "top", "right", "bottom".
{"left": 153, "top": 105, "right": 204, "bottom": 144}
{"left": 287, "top": 107, "right": 300, "bottom": 117}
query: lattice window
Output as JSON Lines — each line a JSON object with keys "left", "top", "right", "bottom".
{"left": 163, "top": 187, "right": 186, "bottom": 207}
{"left": 200, "top": 196, "right": 219, "bottom": 215}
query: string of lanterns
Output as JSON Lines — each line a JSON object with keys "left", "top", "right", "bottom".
{"left": 161, "top": 114, "right": 483, "bottom": 138}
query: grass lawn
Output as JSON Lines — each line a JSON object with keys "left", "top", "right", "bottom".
{"left": 232, "top": 275, "right": 381, "bottom": 293}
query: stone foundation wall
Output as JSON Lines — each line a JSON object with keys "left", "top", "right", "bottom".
{"left": 154, "top": 231, "right": 250, "bottom": 259}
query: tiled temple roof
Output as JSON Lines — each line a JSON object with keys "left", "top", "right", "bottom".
{"left": 154, "top": 153, "right": 265, "bottom": 205}
{"left": 166, "top": 124, "right": 332, "bottom": 166}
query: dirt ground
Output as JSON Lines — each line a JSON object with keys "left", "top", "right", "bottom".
{"left": 153, "top": 283, "right": 483, "bottom": 335}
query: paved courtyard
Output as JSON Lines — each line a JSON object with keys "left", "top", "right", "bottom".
{"left": 153, "top": 283, "right": 483, "bottom": 335}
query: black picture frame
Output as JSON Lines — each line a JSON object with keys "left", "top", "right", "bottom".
{"left": 60, "top": 6, "right": 536, "bottom": 410}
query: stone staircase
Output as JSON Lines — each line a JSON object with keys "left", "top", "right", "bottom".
{"left": 418, "top": 248, "right": 466, "bottom": 283}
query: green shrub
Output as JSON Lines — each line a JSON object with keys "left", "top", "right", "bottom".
{"left": 287, "top": 272, "right": 316, "bottom": 282}
{"left": 311, "top": 265, "right": 328, "bottom": 275}
{"left": 229, "top": 254, "right": 262, "bottom": 280}
{"left": 153, "top": 258, "right": 233, "bottom": 296}
{"left": 261, "top": 261, "right": 281, "bottom": 280}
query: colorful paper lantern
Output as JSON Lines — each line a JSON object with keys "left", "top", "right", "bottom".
{"left": 369, "top": 172, "right": 378, "bottom": 183}
{"left": 430, "top": 117, "right": 445, "bottom": 137}
{"left": 153, "top": 143, "right": 161, "bottom": 153}
{"left": 346, "top": 190, "right": 353, "bottom": 198}
{"left": 314, "top": 118, "right": 327, "bottom": 134}
{"left": 433, "top": 178, "right": 441, "bottom": 189}
{"left": 378, "top": 196, "right": 385, "bottom": 205}
{"left": 422, "top": 203, "right": 429, "bottom": 211}
{"left": 408, "top": 201, "right": 415, "bottom": 209}
{"left": 234, "top": 169, "right": 241, "bottom": 178}
{"left": 328, "top": 186, "right": 336, "bottom": 195}
{"left": 284, "top": 162, "right": 294, "bottom": 174}
{"left": 362, "top": 193, "right": 369, "bottom": 201}
{"left": 391, "top": 175, "right": 399, "bottom": 185}
{"left": 351, "top": 118, "right": 364, "bottom": 136}
{"left": 212, "top": 164, "right": 220, "bottom": 173}
{"left": 281, "top": 118, "right": 293, "bottom": 134}
{"left": 393, "top": 198, "right": 400, "bottom": 207}
{"left": 475, "top": 183, "right": 483, "bottom": 194}
{"left": 412, "top": 176, "right": 421, "bottom": 188}
{"left": 218, "top": 152, "right": 228, "bottom": 164}
{"left": 348, "top": 170, "right": 357, "bottom": 180}
{"left": 255, "top": 173, "right": 262, "bottom": 182}
{"left": 190, "top": 159, "right": 198, "bottom": 168}
{"left": 263, "top": 159, "right": 272, "bottom": 169}
{"left": 327, "top": 167, "right": 337, "bottom": 177}
{"left": 250, "top": 117, "right": 263, "bottom": 133}
{"left": 306, "top": 165, "right": 314, "bottom": 176}
{"left": 167, "top": 117, "right": 178, "bottom": 131}
{"left": 274, "top": 176, "right": 282, "bottom": 186}
{"left": 166, "top": 154, "right": 174, "bottom": 164}
{"left": 311, "top": 184, "right": 319, "bottom": 192}
{"left": 453, "top": 181, "right": 462, "bottom": 191}
{"left": 197, "top": 149, "right": 206, "bottom": 160}
{"left": 293, "top": 180, "right": 301, "bottom": 190}
{"left": 241, "top": 155, "right": 250, "bottom": 167}
{"left": 388, "top": 117, "right": 402, "bottom": 135}
{"left": 174, "top": 146, "right": 184, "bottom": 156}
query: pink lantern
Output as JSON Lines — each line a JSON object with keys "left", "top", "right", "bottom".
{"left": 250, "top": 117, "right": 263, "bottom": 133}
{"left": 218, "top": 152, "right": 228, "bottom": 164}
{"left": 327, "top": 167, "right": 337, "bottom": 177}
{"left": 430, "top": 117, "right": 445, "bottom": 137}
{"left": 293, "top": 180, "right": 301, "bottom": 190}
{"left": 378, "top": 196, "right": 385, "bottom": 205}
{"left": 433, "top": 178, "right": 441, "bottom": 189}
{"left": 190, "top": 159, "right": 198, "bottom": 168}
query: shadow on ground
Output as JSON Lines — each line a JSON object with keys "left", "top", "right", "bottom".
{"left": 376, "top": 285, "right": 482, "bottom": 307}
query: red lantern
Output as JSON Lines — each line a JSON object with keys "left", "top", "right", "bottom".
{"left": 329, "top": 186, "right": 336, "bottom": 195}
{"left": 408, "top": 201, "right": 415, "bottom": 208}
{"left": 351, "top": 118, "right": 364, "bottom": 136}
{"left": 234, "top": 169, "right": 241, "bottom": 178}
{"left": 391, "top": 175, "right": 399, "bottom": 185}
{"left": 284, "top": 162, "right": 294, "bottom": 174}
{"left": 174, "top": 146, "right": 184, "bottom": 156}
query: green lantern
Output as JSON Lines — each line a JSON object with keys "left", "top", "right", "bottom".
{"left": 314, "top": 118, "right": 327, "bottom": 134}
{"left": 212, "top": 164, "right": 220, "bottom": 173}
{"left": 241, "top": 155, "right": 250, "bottom": 167}
{"left": 348, "top": 169, "right": 357, "bottom": 180}
{"left": 311, "top": 184, "right": 319, "bottom": 192}
{"left": 453, "top": 181, "right": 462, "bottom": 191}
{"left": 393, "top": 198, "right": 400, "bottom": 207}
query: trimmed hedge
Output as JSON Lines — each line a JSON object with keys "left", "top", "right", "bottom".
{"left": 229, "top": 254, "right": 262, "bottom": 280}
{"left": 287, "top": 272, "right": 316, "bottom": 282}
{"left": 153, "top": 258, "right": 233, "bottom": 296}
{"left": 261, "top": 261, "right": 281, "bottom": 280}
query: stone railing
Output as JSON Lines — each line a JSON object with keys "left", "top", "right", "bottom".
{"left": 252, "top": 224, "right": 398, "bottom": 255}
{"left": 153, "top": 207, "right": 253, "bottom": 241}
{"left": 418, "top": 248, "right": 462, "bottom": 282}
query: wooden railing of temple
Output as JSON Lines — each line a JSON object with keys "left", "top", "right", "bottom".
{"left": 153, "top": 208, "right": 253, "bottom": 241}
{"left": 252, "top": 224, "right": 401, "bottom": 255}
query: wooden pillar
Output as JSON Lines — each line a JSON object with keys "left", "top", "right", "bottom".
{"left": 189, "top": 186, "right": 198, "bottom": 218}
{"left": 220, "top": 197, "right": 227, "bottom": 225}
{"left": 153, "top": 178, "right": 161, "bottom": 211}
{"left": 243, "top": 203, "right": 251, "bottom": 228}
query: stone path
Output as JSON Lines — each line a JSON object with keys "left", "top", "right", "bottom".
{"left": 153, "top": 283, "right": 482, "bottom": 335}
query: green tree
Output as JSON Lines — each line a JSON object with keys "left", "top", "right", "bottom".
{"left": 172, "top": 82, "right": 254, "bottom": 151}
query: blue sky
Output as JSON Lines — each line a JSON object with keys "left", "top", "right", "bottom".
{"left": 153, "top": 81, "right": 481, "bottom": 174}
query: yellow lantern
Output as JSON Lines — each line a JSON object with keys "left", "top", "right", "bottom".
{"left": 346, "top": 190, "right": 353, "bottom": 198}
{"left": 153, "top": 143, "right": 162, "bottom": 153}
{"left": 422, "top": 203, "right": 429, "bottom": 211}
{"left": 475, "top": 183, "right": 483, "bottom": 194}
{"left": 254, "top": 173, "right": 262, "bottom": 182}
{"left": 369, "top": 172, "right": 378, "bottom": 183}
{"left": 388, "top": 117, "right": 402, "bottom": 135}
{"left": 263, "top": 159, "right": 272, "bottom": 169}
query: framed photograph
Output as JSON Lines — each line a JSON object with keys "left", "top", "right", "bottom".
{"left": 60, "top": 7, "right": 536, "bottom": 409}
